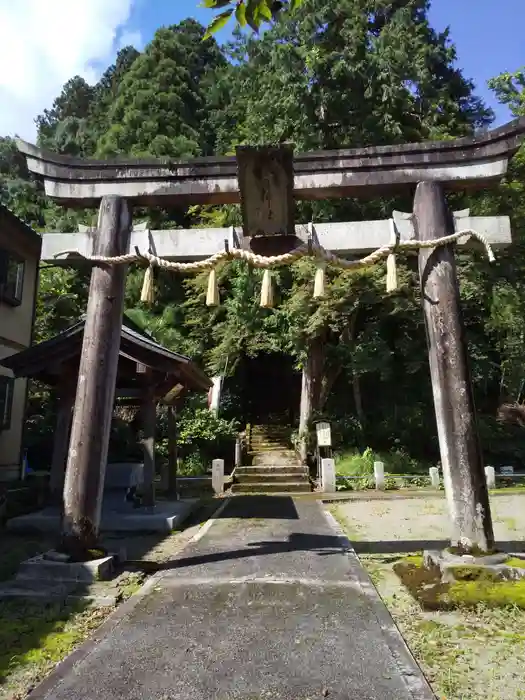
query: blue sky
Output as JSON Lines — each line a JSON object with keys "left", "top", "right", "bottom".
{"left": 126, "top": 0, "right": 524, "bottom": 125}
{"left": 0, "top": 0, "right": 523, "bottom": 140}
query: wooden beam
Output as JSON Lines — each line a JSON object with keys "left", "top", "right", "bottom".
{"left": 49, "top": 385, "right": 75, "bottom": 504}
{"left": 414, "top": 181, "right": 495, "bottom": 552}
{"left": 61, "top": 195, "right": 132, "bottom": 557}
{"left": 167, "top": 405, "right": 178, "bottom": 496}
{"left": 141, "top": 387, "right": 156, "bottom": 508}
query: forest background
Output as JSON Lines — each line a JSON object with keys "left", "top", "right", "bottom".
{"left": 2, "top": 0, "right": 525, "bottom": 477}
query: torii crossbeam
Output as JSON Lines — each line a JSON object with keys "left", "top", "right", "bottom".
{"left": 18, "top": 118, "right": 525, "bottom": 558}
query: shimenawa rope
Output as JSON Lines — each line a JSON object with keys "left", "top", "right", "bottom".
{"left": 53, "top": 225, "right": 494, "bottom": 307}
{"left": 53, "top": 227, "right": 495, "bottom": 271}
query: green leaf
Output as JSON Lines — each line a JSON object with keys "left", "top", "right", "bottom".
{"left": 199, "top": 0, "right": 231, "bottom": 7}
{"left": 204, "top": 9, "right": 234, "bottom": 38}
{"left": 289, "top": 0, "right": 303, "bottom": 11}
{"left": 245, "top": 0, "right": 262, "bottom": 32}
{"left": 258, "top": 0, "right": 273, "bottom": 22}
{"left": 235, "top": 1, "right": 247, "bottom": 26}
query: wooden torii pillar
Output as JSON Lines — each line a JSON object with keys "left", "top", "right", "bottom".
{"left": 18, "top": 119, "right": 525, "bottom": 555}
{"left": 61, "top": 197, "right": 132, "bottom": 557}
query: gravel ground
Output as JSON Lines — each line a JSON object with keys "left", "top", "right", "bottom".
{"left": 331, "top": 494, "right": 525, "bottom": 700}
{"left": 334, "top": 494, "right": 525, "bottom": 548}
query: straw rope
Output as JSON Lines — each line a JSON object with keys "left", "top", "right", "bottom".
{"left": 53, "top": 227, "right": 495, "bottom": 271}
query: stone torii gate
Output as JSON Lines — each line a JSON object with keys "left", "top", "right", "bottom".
{"left": 17, "top": 117, "right": 525, "bottom": 557}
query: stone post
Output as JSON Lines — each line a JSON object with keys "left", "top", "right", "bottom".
{"left": 429, "top": 467, "right": 440, "bottom": 489}
{"left": 485, "top": 466, "right": 496, "bottom": 489}
{"left": 321, "top": 457, "right": 336, "bottom": 493}
{"left": 374, "top": 461, "right": 385, "bottom": 490}
{"left": 235, "top": 438, "right": 242, "bottom": 468}
{"left": 414, "top": 181, "right": 495, "bottom": 552}
{"left": 212, "top": 459, "right": 224, "bottom": 495}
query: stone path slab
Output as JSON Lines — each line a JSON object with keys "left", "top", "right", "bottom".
{"left": 33, "top": 496, "right": 434, "bottom": 700}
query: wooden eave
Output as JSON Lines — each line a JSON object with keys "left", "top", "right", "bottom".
{"left": 0, "top": 316, "right": 211, "bottom": 392}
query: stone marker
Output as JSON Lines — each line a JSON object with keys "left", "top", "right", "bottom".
{"left": 212, "top": 459, "right": 225, "bottom": 495}
{"left": 235, "top": 439, "right": 242, "bottom": 468}
{"left": 321, "top": 458, "right": 336, "bottom": 493}
{"left": 429, "top": 467, "right": 440, "bottom": 488}
{"left": 485, "top": 466, "right": 496, "bottom": 489}
{"left": 374, "top": 461, "right": 385, "bottom": 490}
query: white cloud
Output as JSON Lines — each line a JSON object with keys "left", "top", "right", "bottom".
{"left": 118, "top": 29, "right": 145, "bottom": 52}
{"left": 0, "top": 0, "right": 142, "bottom": 141}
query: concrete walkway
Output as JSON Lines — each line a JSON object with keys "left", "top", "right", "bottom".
{"left": 35, "top": 497, "right": 434, "bottom": 700}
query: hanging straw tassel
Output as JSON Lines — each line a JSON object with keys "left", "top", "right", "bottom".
{"left": 313, "top": 261, "right": 326, "bottom": 299}
{"left": 206, "top": 267, "right": 220, "bottom": 307}
{"left": 140, "top": 264, "right": 155, "bottom": 303}
{"left": 260, "top": 268, "right": 274, "bottom": 308}
{"left": 386, "top": 218, "right": 398, "bottom": 293}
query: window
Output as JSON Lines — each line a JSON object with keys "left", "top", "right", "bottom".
{"left": 0, "top": 249, "right": 25, "bottom": 306}
{"left": 0, "top": 376, "right": 14, "bottom": 431}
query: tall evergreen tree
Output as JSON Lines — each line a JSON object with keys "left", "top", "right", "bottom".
{"left": 216, "top": 0, "right": 492, "bottom": 154}
{"left": 96, "top": 20, "right": 226, "bottom": 158}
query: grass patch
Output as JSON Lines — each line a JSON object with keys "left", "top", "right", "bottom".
{"left": 395, "top": 556, "right": 525, "bottom": 610}
{"left": 0, "top": 599, "right": 112, "bottom": 698}
{"left": 506, "top": 557, "right": 525, "bottom": 569}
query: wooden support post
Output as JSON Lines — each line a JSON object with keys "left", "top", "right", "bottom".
{"left": 414, "top": 181, "right": 495, "bottom": 552}
{"left": 141, "top": 390, "right": 156, "bottom": 507}
{"left": 61, "top": 195, "right": 131, "bottom": 558}
{"left": 167, "top": 405, "right": 178, "bottom": 496}
{"left": 49, "top": 386, "right": 75, "bottom": 505}
{"left": 298, "top": 363, "right": 312, "bottom": 465}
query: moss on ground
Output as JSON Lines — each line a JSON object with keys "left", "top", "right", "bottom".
{"left": 0, "top": 599, "right": 112, "bottom": 698}
{"left": 395, "top": 556, "right": 525, "bottom": 610}
{"left": 506, "top": 557, "right": 525, "bottom": 569}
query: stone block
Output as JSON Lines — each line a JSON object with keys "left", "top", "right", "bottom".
{"left": 7, "top": 500, "right": 198, "bottom": 534}
{"left": 105, "top": 462, "right": 144, "bottom": 490}
{"left": 423, "top": 548, "right": 525, "bottom": 582}
{"left": 16, "top": 552, "right": 115, "bottom": 583}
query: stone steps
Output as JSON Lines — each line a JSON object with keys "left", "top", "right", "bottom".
{"left": 233, "top": 458, "right": 310, "bottom": 494}
{"left": 249, "top": 443, "right": 292, "bottom": 451}
{"left": 251, "top": 451, "right": 299, "bottom": 467}
{"left": 236, "top": 472, "right": 308, "bottom": 484}
{"left": 231, "top": 481, "right": 311, "bottom": 494}
{"left": 237, "top": 465, "right": 307, "bottom": 475}
{"left": 248, "top": 424, "right": 293, "bottom": 452}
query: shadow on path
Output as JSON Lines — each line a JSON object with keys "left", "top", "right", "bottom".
{"left": 352, "top": 539, "right": 525, "bottom": 554}
{"left": 159, "top": 532, "right": 344, "bottom": 571}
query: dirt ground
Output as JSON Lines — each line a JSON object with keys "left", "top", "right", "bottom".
{"left": 331, "top": 494, "right": 525, "bottom": 700}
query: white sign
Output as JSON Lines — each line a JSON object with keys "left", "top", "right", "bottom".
{"left": 501, "top": 465, "right": 514, "bottom": 476}
{"left": 208, "top": 376, "right": 223, "bottom": 415}
{"left": 316, "top": 422, "right": 332, "bottom": 447}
